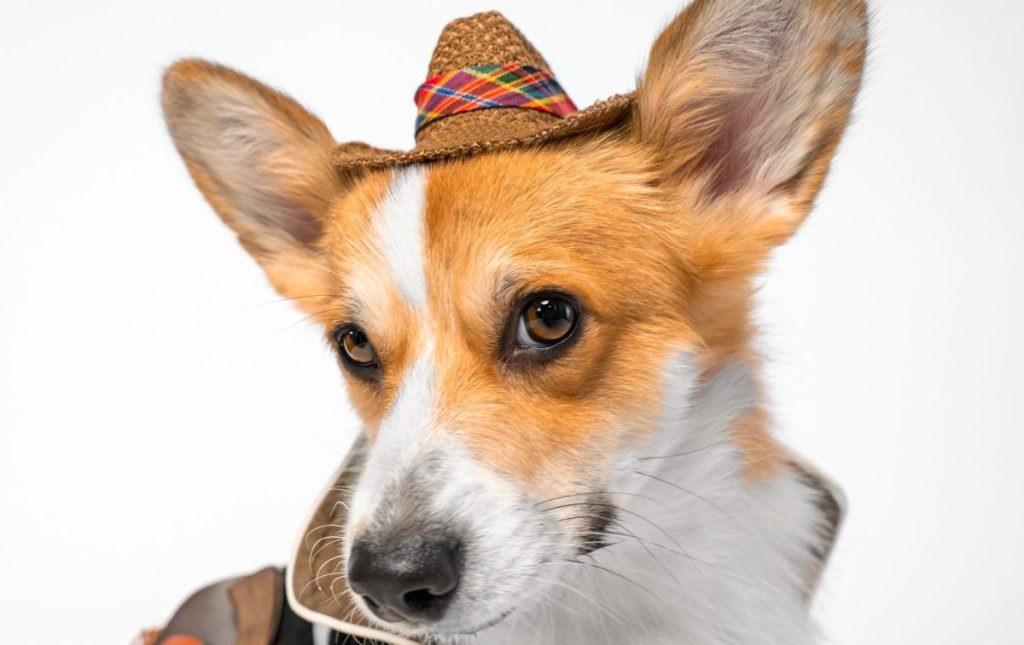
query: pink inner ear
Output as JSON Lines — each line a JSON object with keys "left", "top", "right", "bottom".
{"left": 700, "top": 94, "right": 762, "bottom": 198}
{"left": 635, "top": 0, "right": 867, "bottom": 207}
{"left": 700, "top": 88, "right": 824, "bottom": 201}
{"left": 254, "top": 190, "right": 324, "bottom": 246}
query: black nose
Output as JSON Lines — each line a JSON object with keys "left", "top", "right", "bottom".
{"left": 347, "top": 534, "right": 460, "bottom": 623}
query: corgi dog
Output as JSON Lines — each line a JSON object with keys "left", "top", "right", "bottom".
{"left": 161, "top": 0, "right": 867, "bottom": 643}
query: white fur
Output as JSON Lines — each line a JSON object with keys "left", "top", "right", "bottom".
{"left": 453, "top": 356, "right": 828, "bottom": 645}
{"left": 312, "top": 623, "right": 331, "bottom": 645}
{"left": 346, "top": 163, "right": 435, "bottom": 533}
{"left": 373, "top": 166, "right": 429, "bottom": 306}
{"left": 343, "top": 352, "right": 830, "bottom": 644}
{"left": 347, "top": 351, "right": 435, "bottom": 529}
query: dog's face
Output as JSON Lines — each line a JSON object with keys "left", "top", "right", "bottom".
{"left": 319, "top": 150, "right": 695, "bottom": 633}
{"left": 162, "top": 0, "right": 865, "bottom": 638}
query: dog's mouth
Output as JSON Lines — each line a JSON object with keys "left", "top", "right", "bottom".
{"left": 408, "top": 607, "right": 517, "bottom": 640}
{"left": 449, "top": 607, "right": 517, "bottom": 636}
{"left": 355, "top": 592, "right": 517, "bottom": 641}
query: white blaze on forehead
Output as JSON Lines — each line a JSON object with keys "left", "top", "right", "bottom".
{"left": 373, "top": 166, "right": 429, "bottom": 306}
{"left": 349, "top": 166, "right": 438, "bottom": 528}
{"left": 380, "top": 351, "right": 436, "bottom": 451}
{"left": 349, "top": 350, "right": 437, "bottom": 522}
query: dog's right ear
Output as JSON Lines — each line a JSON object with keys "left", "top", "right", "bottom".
{"left": 633, "top": 0, "right": 868, "bottom": 250}
{"left": 162, "top": 60, "right": 344, "bottom": 307}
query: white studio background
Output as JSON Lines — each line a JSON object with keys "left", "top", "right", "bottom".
{"left": 1, "top": 0, "right": 1022, "bottom": 642}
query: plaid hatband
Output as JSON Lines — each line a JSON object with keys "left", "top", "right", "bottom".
{"left": 414, "top": 63, "right": 578, "bottom": 132}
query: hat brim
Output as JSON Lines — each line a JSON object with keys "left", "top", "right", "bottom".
{"left": 332, "top": 93, "right": 634, "bottom": 171}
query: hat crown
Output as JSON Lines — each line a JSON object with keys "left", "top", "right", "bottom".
{"left": 332, "top": 11, "right": 634, "bottom": 169}
{"left": 426, "top": 11, "right": 551, "bottom": 79}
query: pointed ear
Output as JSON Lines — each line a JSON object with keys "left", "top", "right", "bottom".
{"left": 162, "top": 59, "right": 345, "bottom": 305}
{"left": 634, "top": 0, "right": 868, "bottom": 239}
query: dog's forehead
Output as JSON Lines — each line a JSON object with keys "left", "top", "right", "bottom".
{"left": 422, "top": 148, "right": 660, "bottom": 246}
{"left": 326, "top": 146, "right": 674, "bottom": 311}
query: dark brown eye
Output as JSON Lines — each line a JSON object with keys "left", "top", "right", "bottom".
{"left": 335, "top": 326, "right": 378, "bottom": 369}
{"left": 517, "top": 296, "right": 578, "bottom": 347}
{"left": 342, "top": 329, "right": 376, "bottom": 364}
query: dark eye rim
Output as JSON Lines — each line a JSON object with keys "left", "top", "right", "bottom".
{"left": 500, "top": 289, "right": 584, "bottom": 367}
{"left": 331, "top": 324, "right": 382, "bottom": 382}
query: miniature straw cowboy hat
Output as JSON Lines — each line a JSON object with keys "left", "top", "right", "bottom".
{"left": 332, "top": 10, "right": 633, "bottom": 170}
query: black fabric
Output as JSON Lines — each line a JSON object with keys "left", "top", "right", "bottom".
{"left": 273, "top": 576, "right": 315, "bottom": 645}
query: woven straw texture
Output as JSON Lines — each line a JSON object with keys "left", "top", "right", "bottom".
{"left": 332, "top": 11, "right": 633, "bottom": 170}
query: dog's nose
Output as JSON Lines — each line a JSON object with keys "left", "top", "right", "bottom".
{"left": 347, "top": 534, "right": 460, "bottom": 623}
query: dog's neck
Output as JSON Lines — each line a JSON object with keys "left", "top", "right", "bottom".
{"left": 468, "top": 358, "right": 838, "bottom": 645}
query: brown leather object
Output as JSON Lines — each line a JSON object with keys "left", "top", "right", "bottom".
{"left": 153, "top": 567, "right": 283, "bottom": 645}
{"left": 229, "top": 567, "right": 283, "bottom": 645}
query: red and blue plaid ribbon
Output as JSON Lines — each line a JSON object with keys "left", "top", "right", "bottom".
{"left": 414, "top": 63, "right": 578, "bottom": 132}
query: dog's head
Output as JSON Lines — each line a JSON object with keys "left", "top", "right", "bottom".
{"left": 163, "top": 0, "right": 865, "bottom": 638}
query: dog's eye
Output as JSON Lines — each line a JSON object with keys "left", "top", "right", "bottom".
{"left": 517, "top": 295, "right": 578, "bottom": 348}
{"left": 341, "top": 328, "right": 377, "bottom": 364}
{"left": 334, "top": 326, "right": 380, "bottom": 378}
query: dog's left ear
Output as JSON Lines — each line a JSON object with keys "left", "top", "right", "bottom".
{"left": 634, "top": 0, "right": 868, "bottom": 244}
{"left": 162, "top": 60, "right": 346, "bottom": 309}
